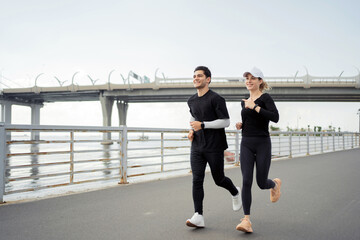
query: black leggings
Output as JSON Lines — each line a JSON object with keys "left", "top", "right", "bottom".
{"left": 191, "top": 150, "right": 238, "bottom": 215}
{"left": 240, "top": 137, "right": 276, "bottom": 215}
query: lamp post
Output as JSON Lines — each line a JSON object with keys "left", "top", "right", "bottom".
{"left": 35, "top": 73, "right": 44, "bottom": 87}
{"left": 71, "top": 72, "right": 79, "bottom": 85}
{"left": 108, "top": 69, "right": 115, "bottom": 84}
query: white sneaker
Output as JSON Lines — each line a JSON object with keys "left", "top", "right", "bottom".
{"left": 232, "top": 187, "right": 242, "bottom": 211}
{"left": 186, "top": 212, "right": 205, "bottom": 228}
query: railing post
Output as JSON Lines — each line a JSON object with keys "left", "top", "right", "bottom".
{"left": 326, "top": 133, "right": 329, "bottom": 150}
{"left": 351, "top": 133, "right": 354, "bottom": 149}
{"left": 0, "top": 122, "right": 6, "bottom": 203}
{"left": 306, "top": 132, "right": 310, "bottom": 155}
{"left": 278, "top": 134, "right": 281, "bottom": 156}
{"left": 321, "top": 132, "right": 324, "bottom": 153}
{"left": 235, "top": 131, "right": 240, "bottom": 166}
{"left": 70, "top": 131, "right": 74, "bottom": 184}
{"left": 119, "top": 126, "right": 128, "bottom": 184}
{"left": 333, "top": 133, "right": 335, "bottom": 151}
{"left": 342, "top": 133, "right": 345, "bottom": 150}
{"left": 289, "top": 132, "right": 292, "bottom": 158}
{"left": 161, "top": 132, "right": 164, "bottom": 172}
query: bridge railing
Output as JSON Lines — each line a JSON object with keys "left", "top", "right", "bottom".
{"left": 155, "top": 75, "right": 360, "bottom": 88}
{"left": 1, "top": 123, "right": 359, "bottom": 202}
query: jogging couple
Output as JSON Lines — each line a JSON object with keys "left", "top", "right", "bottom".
{"left": 186, "top": 66, "right": 281, "bottom": 233}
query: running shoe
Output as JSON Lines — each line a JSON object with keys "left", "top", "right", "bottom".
{"left": 236, "top": 218, "right": 253, "bottom": 233}
{"left": 186, "top": 212, "right": 205, "bottom": 228}
{"left": 270, "top": 178, "right": 282, "bottom": 202}
{"left": 232, "top": 186, "right": 242, "bottom": 211}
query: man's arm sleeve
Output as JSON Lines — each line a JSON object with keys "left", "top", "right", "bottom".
{"left": 203, "top": 119, "right": 230, "bottom": 129}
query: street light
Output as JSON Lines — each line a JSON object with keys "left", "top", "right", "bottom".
{"left": 71, "top": 72, "right": 79, "bottom": 85}
{"left": 35, "top": 73, "right": 44, "bottom": 86}
{"left": 54, "top": 76, "right": 67, "bottom": 86}
{"left": 108, "top": 69, "right": 115, "bottom": 84}
{"left": 87, "top": 75, "right": 98, "bottom": 85}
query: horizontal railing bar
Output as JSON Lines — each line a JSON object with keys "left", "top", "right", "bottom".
{"left": 4, "top": 176, "right": 121, "bottom": 195}
{"left": 163, "top": 146, "right": 190, "bottom": 150}
{"left": 162, "top": 153, "right": 191, "bottom": 157}
{"left": 128, "top": 147, "right": 161, "bottom": 151}
{"left": 8, "top": 172, "right": 71, "bottom": 181}
{"left": 128, "top": 139, "right": 161, "bottom": 142}
{"left": 5, "top": 183, "right": 72, "bottom": 195}
{"left": 71, "top": 176, "right": 120, "bottom": 185}
{"left": 129, "top": 163, "right": 161, "bottom": 168}
{"left": 127, "top": 167, "right": 190, "bottom": 178}
{"left": 8, "top": 166, "right": 122, "bottom": 181}
{"left": 73, "top": 167, "right": 120, "bottom": 175}
{"left": 129, "top": 160, "right": 189, "bottom": 168}
{"left": 128, "top": 146, "right": 190, "bottom": 151}
{"left": 7, "top": 150, "right": 70, "bottom": 157}
{"left": 128, "top": 152, "right": 190, "bottom": 160}
{"left": 127, "top": 127, "right": 189, "bottom": 133}
{"left": 7, "top": 148, "right": 120, "bottom": 157}
{"left": 4, "top": 124, "right": 126, "bottom": 131}
{"left": 128, "top": 138, "right": 190, "bottom": 142}
{"left": 6, "top": 139, "right": 121, "bottom": 145}
{"left": 6, "top": 157, "right": 122, "bottom": 169}
{"left": 127, "top": 154, "right": 162, "bottom": 160}
{"left": 73, "top": 158, "right": 121, "bottom": 164}
{"left": 7, "top": 140, "right": 70, "bottom": 144}
{"left": 6, "top": 161, "right": 71, "bottom": 169}
{"left": 72, "top": 149, "right": 120, "bottom": 154}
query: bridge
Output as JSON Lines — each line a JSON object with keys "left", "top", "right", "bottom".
{"left": 1, "top": 73, "right": 360, "bottom": 129}
{"left": 0, "top": 149, "right": 359, "bottom": 240}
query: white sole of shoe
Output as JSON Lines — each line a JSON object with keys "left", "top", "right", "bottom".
{"left": 236, "top": 225, "right": 253, "bottom": 233}
{"left": 186, "top": 220, "right": 204, "bottom": 228}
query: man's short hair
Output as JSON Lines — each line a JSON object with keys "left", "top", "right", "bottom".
{"left": 194, "top": 66, "right": 211, "bottom": 79}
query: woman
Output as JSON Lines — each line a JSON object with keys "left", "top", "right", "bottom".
{"left": 235, "top": 67, "right": 281, "bottom": 233}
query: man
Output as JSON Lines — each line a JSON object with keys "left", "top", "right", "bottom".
{"left": 186, "top": 66, "right": 241, "bottom": 228}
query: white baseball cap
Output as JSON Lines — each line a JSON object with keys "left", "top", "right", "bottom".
{"left": 243, "top": 67, "right": 264, "bottom": 79}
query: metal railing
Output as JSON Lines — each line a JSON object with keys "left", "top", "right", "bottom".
{"left": 155, "top": 75, "right": 360, "bottom": 88}
{"left": 2, "top": 74, "right": 359, "bottom": 93}
{"left": 1, "top": 123, "right": 359, "bottom": 202}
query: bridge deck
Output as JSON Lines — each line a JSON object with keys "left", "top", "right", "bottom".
{"left": 1, "top": 149, "right": 359, "bottom": 240}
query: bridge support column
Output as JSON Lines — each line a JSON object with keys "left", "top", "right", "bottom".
{"left": 100, "top": 93, "right": 114, "bottom": 145}
{"left": 0, "top": 122, "right": 5, "bottom": 203}
{"left": 0, "top": 103, "right": 4, "bottom": 122}
{"left": 3, "top": 102, "right": 12, "bottom": 125}
{"left": 31, "top": 104, "right": 42, "bottom": 141}
{"left": 1, "top": 102, "right": 12, "bottom": 141}
{"left": 116, "top": 100, "right": 128, "bottom": 126}
{"left": 116, "top": 100, "right": 128, "bottom": 144}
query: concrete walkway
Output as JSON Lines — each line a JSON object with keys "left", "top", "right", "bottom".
{"left": 1, "top": 149, "right": 360, "bottom": 240}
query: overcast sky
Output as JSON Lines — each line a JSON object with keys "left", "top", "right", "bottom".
{"left": 1, "top": 0, "right": 359, "bottom": 131}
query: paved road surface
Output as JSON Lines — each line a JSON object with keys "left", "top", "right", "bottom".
{"left": 1, "top": 149, "right": 360, "bottom": 240}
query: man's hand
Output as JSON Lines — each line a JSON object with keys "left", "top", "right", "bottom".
{"left": 242, "top": 98, "right": 256, "bottom": 109}
{"left": 235, "top": 122, "right": 243, "bottom": 130}
{"left": 190, "top": 121, "right": 202, "bottom": 131}
{"left": 188, "top": 130, "right": 194, "bottom": 141}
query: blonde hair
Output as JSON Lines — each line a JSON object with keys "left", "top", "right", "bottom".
{"left": 259, "top": 78, "right": 271, "bottom": 92}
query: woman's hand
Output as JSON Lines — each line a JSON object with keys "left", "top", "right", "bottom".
{"left": 188, "top": 130, "right": 194, "bottom": 141}
{"left": 235, "top": 122, "right": 243, "bottom": 130}
{"left": 242, "top": 98, "right": 256, "bottom": 109}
